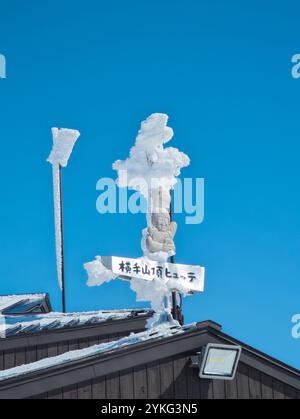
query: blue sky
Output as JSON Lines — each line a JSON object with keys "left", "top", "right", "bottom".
{"left": 0, "top": 0, "right": 300, "bottom": 369}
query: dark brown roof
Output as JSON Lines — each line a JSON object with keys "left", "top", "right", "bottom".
{"left": 0, "top": 320, "right": 299, "bottom": 399}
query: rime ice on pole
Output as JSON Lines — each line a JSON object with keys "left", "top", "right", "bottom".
{"left": 47, "top": 128, "right": 80, "bottom": 289}
{"left": 47, "top": 128, "right": 80, "bottom": 168}
{"left": 113, "top": 113, "right": 190, "bottom": 262}
{"left": 113, "top": 113, "right": 190, "bottom": 326}
{"left": 85, "top": 114, "right": 190, "bottom": 327}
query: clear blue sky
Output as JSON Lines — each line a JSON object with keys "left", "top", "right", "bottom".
{"left": 0, "top": 0, "right": 299, "bottom": 369}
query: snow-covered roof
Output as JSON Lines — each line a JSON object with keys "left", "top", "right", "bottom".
{"left": 0, "top": 309, "right": 151, "bottom": 337}
{"left": 0, "top": 294, "right": 49, "bottom": 314}
{"left": 0, "top": 293, "right": 151, "bottom": 337}
{"left": 0, "top": 322, "right": 196, "bottom": 382}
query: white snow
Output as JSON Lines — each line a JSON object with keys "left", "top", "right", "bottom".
{"left": 51, "top": 164, "right": 63, "bottom": 289}
{"left": 84, "top": 256, "right": 116, "bottom": 287}
{"left": 113, "top": 113, "right": 189, "bottom": 198}
{"left": 129, "top": 276, "right": 174, "bottom": 327}
{"left": 0, "top": 309, "right": 150, "bottom": 337}
{"left": 47, "top": 128, "right": 80, "bottom": 168}
{"left": 0, "top": 322, "right": 196, "bottom": 382}
{"left": 0, "top": 294, "right": 46, "bottom": 312}
{"left": 113, "top": 113, "right": 189, "bottom": 261}
{"left": 47, "top": 128, "right": 80, "bottom": 290}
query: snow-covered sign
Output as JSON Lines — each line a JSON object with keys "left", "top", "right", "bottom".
{"left": 85, "top": 114, "right": 205, "bottom": 327}
{"left": 101, "top": 256, "right": 205, "bottom": 293}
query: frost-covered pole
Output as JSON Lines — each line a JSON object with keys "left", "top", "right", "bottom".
{"left": 169, "top": 196, "right": 178, "bottom": 322}
{"left": 47, "top": 128, "right": 80, "bottom": 313}
{"left": 84, "top": 114, "right": 205, "bottom": 329}
{"left": 58, "top": 164, "right": 66, "bottom": 313}
{"left": 113, "top": 113, "right": 190, "bottom": 326}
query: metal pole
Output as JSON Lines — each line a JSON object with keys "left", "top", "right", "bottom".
{"left": 169, "top": 194, "right": 180, "bottom": 323}
{"left": 59, "top": 165, "right": 66, "bottom": 313}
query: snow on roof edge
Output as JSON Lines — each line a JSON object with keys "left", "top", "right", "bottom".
{"left": 0, "top": 322, "right": 196, "bottom": 382}
{"left": 0, "top": 308, "right": 153, "bottom": 337}
{"left": 0, "top": 294, "right": 47, "bottom": 312}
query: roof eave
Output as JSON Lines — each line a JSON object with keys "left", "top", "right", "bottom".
{"left": 0, "top": 321, "right": 299, "bottom": 399}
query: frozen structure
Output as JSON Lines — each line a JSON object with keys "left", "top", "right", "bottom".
{"left": 47, "top": 128, "right": 80, "bottom": 289}
{"left": 113, "top": 113, "right": 189, "bottom": 261}
{"left": 85, "top": 114, "right": 190, "bottom": 327}
{"left": 146, "top": 212, "right": 177, "bottom": 254}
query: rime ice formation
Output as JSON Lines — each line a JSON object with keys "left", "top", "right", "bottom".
{"left": 84, "top": 256, "right": 116, "bottom": 287}
{"left": 115, "top": 113, "right": 190, "bottom": 325}
{"left": 47, "top": 128, "right": 80, "bottom": 168}
{"left": 0, "top": 309, "right": 151, "bottom": 338}
{"left": 85, "top": 114, "right": 190, "bottom": 327}
{"left": 48, "top": 128, "right": 80, "bottom": 289}
{"left": 113, "top": 113, "right": 189, "bottom": 261}
{"left": 113, "top": 114, "right": 189, "bottom": 198}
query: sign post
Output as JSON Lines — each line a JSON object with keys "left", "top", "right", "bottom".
{"left": 85, "top": 114, "right": 205, "bottom": 328}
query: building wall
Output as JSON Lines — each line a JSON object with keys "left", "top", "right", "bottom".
{"left": 0, "top": 318, "right": 149, "bottom": 372}
{"left": 0, "top": 333, "right": 129, "bottom": 371}
{"left": 31, "top": 353, "right": 300, "bottom": 400}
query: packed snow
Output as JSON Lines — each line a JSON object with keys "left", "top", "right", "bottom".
{"left": 84, "top": 256, "right": 116, "bottom": 287}
{"left": 113, "top": 113, "right": 189, "bottom": 200}
{"left": 0, "top": 309, "right": 150, "bottom": 338}
{"left": 0, "top": 294, "right": 46, "bottom": 313}
{"left": 47, "top": 128, "right": 80, "bottom": 289}
{"left": 47, "top": 128, "right": 80, "bottom": 168}
{"left": 51, "top": 165, "right": 64, "bottom": 289}
{"left": 0, "top": 322, "right": 196, "bottom": 382}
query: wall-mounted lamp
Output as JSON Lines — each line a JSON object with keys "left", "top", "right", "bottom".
{"left": 191, "top": 343, "right": 242, "bottom": 380}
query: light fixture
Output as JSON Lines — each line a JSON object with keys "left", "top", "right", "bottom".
{"left": 192, "top": 343, "right": 242, "bottom": 380}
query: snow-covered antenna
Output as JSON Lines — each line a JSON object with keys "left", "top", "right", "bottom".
{"left": 47, "top": 127, "right": 80, "bottom": 312}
